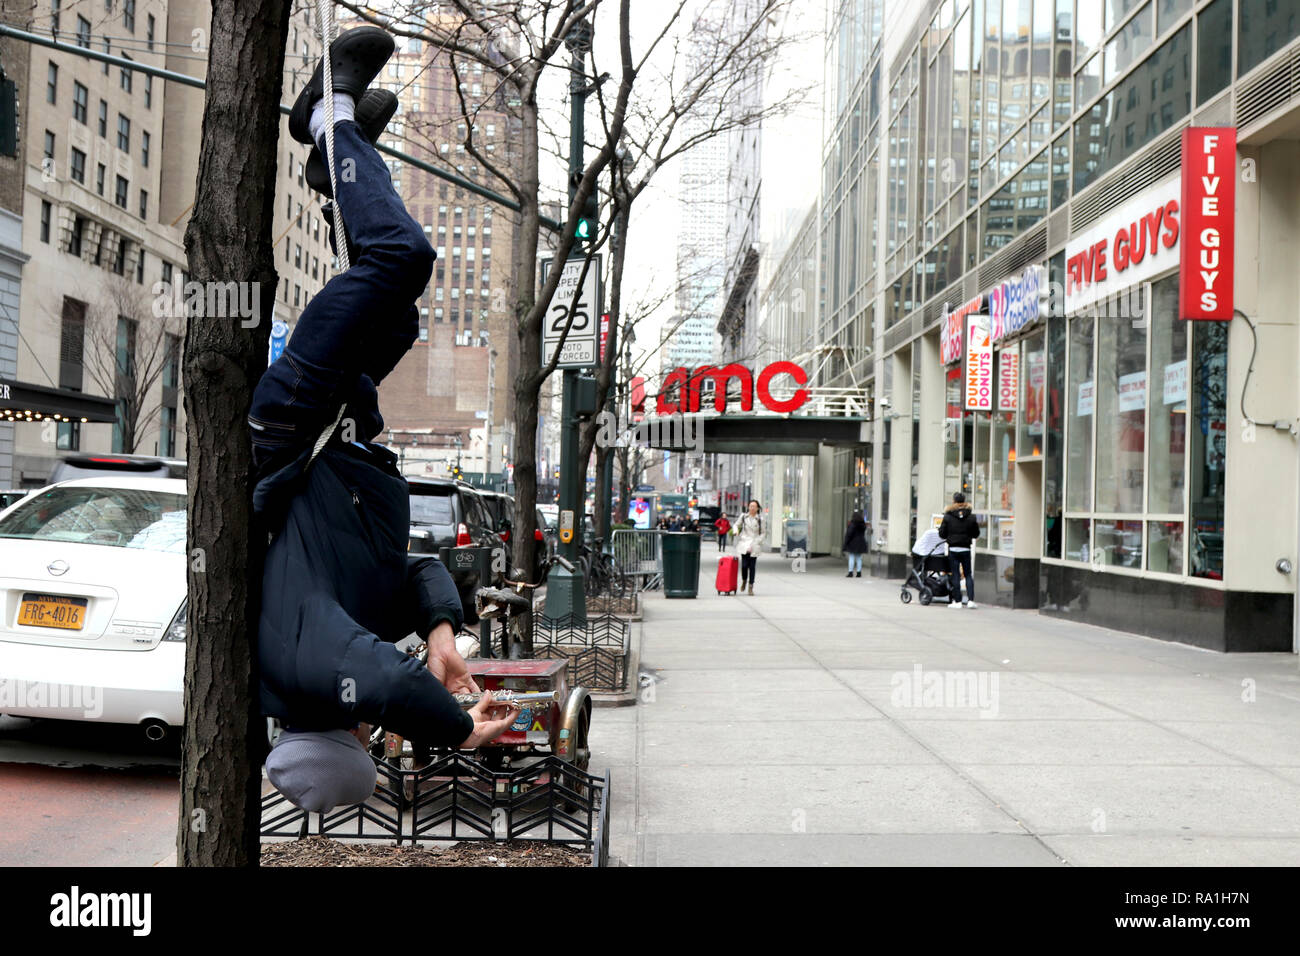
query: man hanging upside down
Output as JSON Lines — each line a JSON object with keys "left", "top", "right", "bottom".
{"left": 252, "top": 26, "right": 517, "bottom": 813}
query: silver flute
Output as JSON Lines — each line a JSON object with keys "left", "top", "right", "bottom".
{"left": 452, "top": 690, "right": 559, "bottom": 708}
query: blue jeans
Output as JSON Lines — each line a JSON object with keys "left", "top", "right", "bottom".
{"left": 846, "top": 552, "right": 862, "bottom": 573}
{"left": 249, "top": 121, "right": 434, "bottom": 471}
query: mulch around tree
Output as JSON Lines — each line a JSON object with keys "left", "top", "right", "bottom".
{"left": 260, "top": 835, "right": 590, "bottom": 867}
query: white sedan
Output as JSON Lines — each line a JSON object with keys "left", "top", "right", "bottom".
{"left": 0, "top": 477, "right": 187, "bottom": 737}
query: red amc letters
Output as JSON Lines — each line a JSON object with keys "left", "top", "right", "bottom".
{"left": 1179, "top": 128, "right": 1236, "bottom": 321}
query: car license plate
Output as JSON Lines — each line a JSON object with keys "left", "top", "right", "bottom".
{"left": 18, "top": 593, "right": 88, "bottom": 630}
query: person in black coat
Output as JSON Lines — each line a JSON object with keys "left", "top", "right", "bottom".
{"left": 938, "top": 492, "right": 980, "bottom": 608}
{"left": 249, "top": 29, "right": 517, "bottom": 812}
{"left": 843, "top": 510, "right": 868, "bottom": 577}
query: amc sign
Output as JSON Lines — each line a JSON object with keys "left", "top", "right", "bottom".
{"left": 653, "top": 362, "right": 811, "bottom": 415}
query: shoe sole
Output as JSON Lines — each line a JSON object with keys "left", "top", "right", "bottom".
{"left": 306, "top": 89, "right": 398, "bottom": 197}
{"left": 289, "top": 26, "right": 395, "bottom": 145}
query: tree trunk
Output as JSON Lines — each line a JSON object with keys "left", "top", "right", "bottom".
{"left": 509, "top": 97, "right": 542, "bottom": 581}
{"left": 177, "top": 0, "right": 290, "bottom": 867}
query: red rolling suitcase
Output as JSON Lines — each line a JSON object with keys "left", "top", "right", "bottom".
{"left": 716, "top": 555, "right": 739, "bottom": 595}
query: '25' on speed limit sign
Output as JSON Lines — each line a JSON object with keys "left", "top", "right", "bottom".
{"left": 541, "top": 255, "right": 601, "bottom": 369}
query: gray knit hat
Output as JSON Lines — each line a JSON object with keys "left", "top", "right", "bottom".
{"left": 265, "top": 728, "right": 377, "bottom": 813}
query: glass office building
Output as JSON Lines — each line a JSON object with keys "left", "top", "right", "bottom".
{"left": 748, "top": 0, "right": 1300, "bottom": 650}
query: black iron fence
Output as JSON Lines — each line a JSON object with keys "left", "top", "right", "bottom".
{"left": 261, "top": 753, "right": 610, "bottom": 867}
{"left": 532, "top": 610, "right": 632, "bottom": 692}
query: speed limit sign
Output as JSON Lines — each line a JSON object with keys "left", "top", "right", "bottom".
{"left": 541, "top": 255, "right": 601, "bottom": 368}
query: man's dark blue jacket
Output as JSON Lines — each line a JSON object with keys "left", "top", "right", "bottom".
{"left": 253, "top": 421, "right": 473, "bottom": 746}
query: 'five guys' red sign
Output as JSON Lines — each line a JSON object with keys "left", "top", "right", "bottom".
{"left": 1179, "top": 128, "right": 1235, "bottom": 321}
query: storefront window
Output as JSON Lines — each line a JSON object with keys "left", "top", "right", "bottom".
{"left": 1189, "top": 321, "right": 1227, "bottom": 579}
{"left": 1096, "top": 517, "right": 1142, "bottom": 568}
{"left": 1019, "top": 331, "right": 1045, "bottom": 456}
{"left": 1066, "top": 315, "right": 1094, "bottom": 513}
{"left": 990, "top": 347, "right": 1016, "bottom": 512}
{"left": 1148, "top": 276, "right": 1187, "bottom": 515}
{"left": 945, "top": 366, "right": 963, "bottom": 499}
{"left": 1094, "top": 291, "right": 1146, "bottom": 513}
{"left": 973, "top": 411, "right": 991, "bottom": 512}
{"left": 1065, "top": 517, "right": 1091, "bottom": 561}
{"left": 1043, "top": 311, "right": 1066, "bottom": 558}
{"left": 1147, "top": 520, "right": 1184, "bottom": 573}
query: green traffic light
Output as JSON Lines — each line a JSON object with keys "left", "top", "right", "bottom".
{"left": 575, "top": 219, "right": 593, "bottom": 240}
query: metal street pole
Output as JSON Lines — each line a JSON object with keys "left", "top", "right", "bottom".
{"left": 544, "top": 19, "right": 592, "bottom": 623}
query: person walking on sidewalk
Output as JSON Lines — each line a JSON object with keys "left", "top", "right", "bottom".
{"left": 843, "top": 509, "right": 868, "bottom": 577}
{"left": 714, "top": 513, "right": 731, "bottom": 552}
{"left": 735, "top": 500, "right": 764, "bottom": 595}
{"left": 938, "top": 492, "right": 980, "bottom": 608}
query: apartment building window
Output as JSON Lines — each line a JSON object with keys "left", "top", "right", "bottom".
{"left": 68, "top": 216, "right": 84, "bottom": 257}
{"left": 296, "top": 162, "right": 303, "bottom": 186}
{"left": 102, "top": 38, "right": 110, "bottom": 76}
{"left": 39, "top": 201, "right": 53, "bottom": 243}
{"left": 52, "top": 0, "right": 61, "bottom": 33}
{"left": 146, "top": 13, "right": 155, "bottom": 50}
{"left": 113, "top": 317, "right": 137, "bottom": 452}
{"left": 117, "top": 114, "right": 130, "bottom": 151}
{"left": 136, "top": 247, "right": 145, "bottom": 283}
{"left": 76, "top": 15, "right": 90, "bottom": 47}
{"left": 59, "top": 297, "right": 86, "bottom": 391}
{"left": 296, "top": 202, "right": 303, "bottom": 226}
{"left": 294, "top": 284, "right": 301, "bottom": 307}
{"left": 141, "top": 131, "right": 150, "bottom": 167}
{"left": 139, "top": 189, "right": 147, "bottom": 219}
{"left": 115, "top": 175, "right": 129, "bottom": 208}
{"left": 70, "top": 147, "right": 86, "bottom": 184}
{"left": 43, "top": 130, "right": 55, "bottom": 163}
{"left": 124, "top": 0, "right": 135, "bottom": 32}
{"left": 112, "top": 237, "right": 127, "bottom": 275}
{"left": 294, "top": 244, "right": 301, "bottom": 268}
{"left": 311, "top": 256, "right": 318, "bottom": 280}
{"left": 144, "top": 75, "right": 152, "bottom": 109}
{"left": 47, "top": 62, "right": 57, "bottom": 104}
{"left": 98, "top": 100, "right": 107, "bottom": 136}
{"left": 161, "top": 261, "right": 173, "bottom": 287}
{"left": 121, "top": 58, "right": 133, "bottom": 93}
{"left": 72, "top": 82, "right": 87, "bottom": 123}
{"left": 96, "top": 163, "right": 105, "bottom": 195}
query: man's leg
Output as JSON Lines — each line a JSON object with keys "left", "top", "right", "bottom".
{"left": 249, "top": 121, "right": 432, "bottom": 466}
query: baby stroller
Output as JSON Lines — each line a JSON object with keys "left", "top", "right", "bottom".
{"left": 900, "top": 527, "right": 955, "bottom": 605}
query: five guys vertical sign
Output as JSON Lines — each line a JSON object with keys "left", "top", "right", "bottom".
{"left": 1179, "top": 128, "right": 1235, "bottom": 320}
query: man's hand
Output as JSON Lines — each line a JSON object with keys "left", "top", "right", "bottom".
{"left": 459, "top": 691, "right": 520, "bottom": 749}
{"left": 425, "top": 621, "right": 478, "bottom": 694}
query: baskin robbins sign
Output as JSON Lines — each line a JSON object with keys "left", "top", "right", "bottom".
{"left": 940, "top": 294, "right": 983, "bottom": 366}
{"left": 988, "top": 264, "right": 1045, "bottom": 344}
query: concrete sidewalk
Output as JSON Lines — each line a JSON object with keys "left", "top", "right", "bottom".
{"left": 584, "top": 548, "right": 1300, "bottom": 866}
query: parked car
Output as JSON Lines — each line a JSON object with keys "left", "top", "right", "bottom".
{"left": 0, "top": 476, "right": 187, "bottom": 738}
{"left": 406, "top": 477, "right": 506, "bottom": 592}
{"left": 48, "top": 454, "right": 187, "bottom": 484}
{"left": 0, "top": 489, "right": 31, "bottom": 511}
{"left": 478, "top": 490, "right": 517, "bottom": 549}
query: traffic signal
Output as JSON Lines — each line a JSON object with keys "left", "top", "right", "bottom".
{"left": 571, "top": 172, "right": 598, "bottom": 243}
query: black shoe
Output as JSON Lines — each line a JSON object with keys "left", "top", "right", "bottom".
{"left": 845, "top": 572, "right": 853, "bottom": 577}
{"left": 289, "top": 26, "right": 395, "bottom": 146}
{"left": 856, "top": 571, "right": 862, "bottom": 577}
{"left": 305, "top": 89, "right": 398, "bottom": 198}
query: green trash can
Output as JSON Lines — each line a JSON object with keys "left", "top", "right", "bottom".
{"left": 662, "top": 531, "right": 701, "bottom": 598}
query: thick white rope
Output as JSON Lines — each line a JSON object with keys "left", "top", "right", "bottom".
{"left": 316, "top": 0, "right": 349, "bottom": 273}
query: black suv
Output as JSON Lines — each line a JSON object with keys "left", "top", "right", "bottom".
{"left": 406, "top": 477, "right": 506, "bottom": 579}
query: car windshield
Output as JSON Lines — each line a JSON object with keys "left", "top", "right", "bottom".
{"left": 0, "top": 486, "right": 187, "bottom": 553}
{"left": 410, "top": 492, "right": 455, "bottom": 525}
